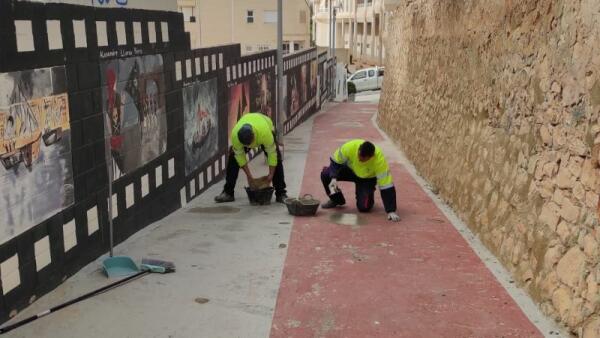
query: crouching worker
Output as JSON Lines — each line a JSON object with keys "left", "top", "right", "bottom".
{"left": 321, "top": 139, "right": 400, "bottom": 222}
{"left": 215, "top": 113, "right": 288, "bottom": 203}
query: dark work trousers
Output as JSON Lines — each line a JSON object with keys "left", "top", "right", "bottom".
{"left": 223, "top": 142, "right": 287, "bottom": 197}
{"left": 321, "top": 165, "right": 376, "bottom": 212}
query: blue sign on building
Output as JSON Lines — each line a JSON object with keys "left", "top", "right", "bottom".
{"left": 97, "top": 0, "right": 129, "bottom": 6}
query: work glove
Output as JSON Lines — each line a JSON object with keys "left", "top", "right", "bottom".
{"left": 387, "top": 212, "right": 401, "bottom": 222}
{"left": 328, "top": 179, "right": 338, "bottom": 193}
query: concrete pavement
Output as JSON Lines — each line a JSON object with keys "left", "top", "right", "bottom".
{"left": 1, "top": 101, "right": 565, "bottom": 338}
{"left": 2, "top": 111, "right": 314, "bottom": 338}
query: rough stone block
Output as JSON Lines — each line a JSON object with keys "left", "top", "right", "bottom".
{"left": 544, "top": 245, "right": 564, "bottom": 269}
{"left": 557, "top": 247, "right": 587, "bottom": 288}
{"left": 560, "top": 199, "right": 581, "bottom": 223}
{"left": 584, "top": 234, "right": 599, "bottom": 258}
{"left": 574, "top": 182, "right": 586, "bottom": 201}
{"left": 540, "top": 202, "right": 561, "bottom": 231}
{"left": 582, "top": 159, "right": 598, "bottom": 189}
{"left": 569, "top": 156, "right": 584, "bottom": 178}
{"left": 556, "top": 167, "right": 576, "bottom": 189}
{"left": 557, "top": 221, "right": 572, "bottom": 244}
{"left": 586, "top": 191, "right": 599, "bottom": 209}
{"left": 553, "top": 287, "right": 573, "bottom": 319}
{"left": 541, "top": 125, "right": 553, "bottom": 146}
{"left": 583, "top": 316, "right": 600, "bottom": 338}
{"left": 570, "top": 138, "right": 589, "bottom": 156}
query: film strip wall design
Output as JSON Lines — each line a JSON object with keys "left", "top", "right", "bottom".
{"left": 173, "top": 47, "right": 277, "bottom": 203}
{"left": 281, "top": 49, "right": 337, "bottom": 135}
{"left": 318, "top": 51, "right": 331, "bottom": 106}
{"left": 0, "top": 1, "right": 189, "bottom": 322}
{"left": 0, "top": 0, "right": 336, "bottom": 323}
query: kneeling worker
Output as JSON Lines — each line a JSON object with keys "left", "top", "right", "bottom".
{"left": 215, "top": 113, "right": 288, "bottom": 203}
{"left": 321, "top": 139, "right": 400, "bottom": 222}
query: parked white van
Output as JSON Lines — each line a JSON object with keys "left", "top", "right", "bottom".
{"left": 347, "top": 67, "right": 384, "bottom": 93}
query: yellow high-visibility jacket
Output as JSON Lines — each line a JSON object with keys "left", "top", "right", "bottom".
{"left": 331, "top": 139, "right": 394, "bottom": 190}
{"left": 231, "top": 113, "right": 277, "bottom": 167}
{"left": 330, "top": 139, "right": 397, "bottom": 213}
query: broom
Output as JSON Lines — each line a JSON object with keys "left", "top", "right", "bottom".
{"left": 0, "top": 258, "right": 175, "bottom": 335}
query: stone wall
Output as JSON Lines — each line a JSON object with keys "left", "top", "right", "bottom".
{"left": 378, "top": 1, "right": 600, "bottom": 335}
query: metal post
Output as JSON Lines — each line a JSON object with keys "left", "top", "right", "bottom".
{"left": 331, "top": 5, "right": 337, "bottom": 99}
{"left": 329, "top": 0, "right": 333, "bottom": 58}
{"left": 277, "top": 0, "right": 283, "bottom": 139}
{"left": 332, "top": 6, "right": 336, "bottom": 60}
{"left": 103, "top": 121, "right": 114, "bottom": 258}
{"left": 231, "top": 0, "right": 234, "bottom": 43}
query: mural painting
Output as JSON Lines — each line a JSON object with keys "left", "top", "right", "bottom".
{"left": 310, "top": 60, "right": 318, "bottom": 99}
{"left": 227, "top": 81, "right": 250, "bottom": 144}
{"left": 300, "top": 64, "right": 308, "bottom": 105}
{"left": 101, "top": 54, "right": 167, "bottom": 181}
{"left": 281, "top": 75, "right": 288, "bottom": 122}
{"left": 183, "top": 78, "right": 219, "bottom": 175}
{"left": 249, "top": 70, "right": 275, "bottom": 118}
{"left": 288, "top": 68, "right": 301, "bottom": 116}
{"left": 0, "top": 67, "right": 74, "bottom": 242}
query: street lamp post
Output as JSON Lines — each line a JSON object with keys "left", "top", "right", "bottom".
{"left": 329, "top": 0, "right": 333, "bottom": 58}
{"left": 277, "top": 0, "right": 283, "bottom": 139}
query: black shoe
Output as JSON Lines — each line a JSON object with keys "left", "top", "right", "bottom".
{"left": 275, "top": 193, "right": 288, "bottom": 203}
{"left": 321, "top": 199, "right": 341, "bottom": 209}
{"left": 214, "top": 192, "right": 234, "bottom": 203}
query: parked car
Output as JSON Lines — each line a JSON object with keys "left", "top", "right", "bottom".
{"left": 347, "top": 66, "right": 384, "bottom": 93}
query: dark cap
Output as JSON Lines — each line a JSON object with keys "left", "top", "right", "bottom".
{"left": 238, "top": 124, "right": 254, "bottom": 145}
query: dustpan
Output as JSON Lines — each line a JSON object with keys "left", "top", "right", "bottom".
{"left": 103, "top": 256, "right": 140, "bottom": 278}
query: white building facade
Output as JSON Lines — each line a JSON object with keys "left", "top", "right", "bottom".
{"left": 313, "top": 0, "right": 399, "bottom": 66}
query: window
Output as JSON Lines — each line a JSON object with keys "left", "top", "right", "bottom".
{"left": 180, "top": 7, "right": 194, "bottom": 22}
{"left": 247, "top": 10, "right": 254, "bottom": 23}
{"left": 294, "top": 42, "right": 300, "bottom": 51}
{"left": 246, "top": 45, "right": 253, "bottom": 52}
{"left": 368, "top": 70, "right": 375, "bottom": 77}
{"left": 264, "top": 10, "right": 277, "bottom": 23}
{"left": 353, "top": 71, "right": 366, "bottom": 80}
{"left": 258, "top": 44, "right": 270, "bottom": 51}
{"left": 378, "top": 68, "right": 384, "bottom": 76}
{"left": 300, "top": 10, "right": 307, "bottom": 24}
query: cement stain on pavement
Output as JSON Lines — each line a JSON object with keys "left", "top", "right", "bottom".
{"left": 329, "top": 213, "right": 368, "bottom": 229}
{"left": 157, "top": 229, "right": 194, "bottom": 241}
{"left": 284, "top": 137, "right": 305, "bottom": 144}
{"left": 333, "top": 121, "right": 364, "bottom": 128}
{"left": 187, "top": 206, "right": 241, "bottom": 214}
{"left": 195, "top": 297, "right": 210, "bottom": 304}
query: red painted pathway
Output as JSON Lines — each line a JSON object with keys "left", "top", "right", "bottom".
{"left": 270, "top": 103, "right": 541, "bottom": 337}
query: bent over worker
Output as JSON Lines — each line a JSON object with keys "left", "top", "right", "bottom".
{"left": 321, "top": 139, "right": 400, "bottom": 222}
{"left": 215, "top": 113, "right": 288, "bottom": 203}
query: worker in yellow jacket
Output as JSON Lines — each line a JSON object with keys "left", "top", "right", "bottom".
{"left": 215, "top": 113, "right": 288, "bottom": 203}
{"left": 321, "top": 139, "right": 400, "bottom": 222}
